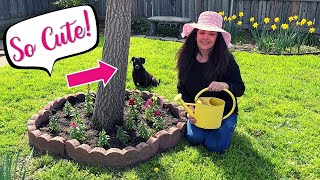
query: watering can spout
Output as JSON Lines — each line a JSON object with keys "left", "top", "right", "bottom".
{"left": 174, "top": 94, "right": 195, "bottom": 117}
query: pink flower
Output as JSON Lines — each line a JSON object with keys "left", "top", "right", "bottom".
{"left": 128, "top": 98, "right": 135, "bottom": 105}
{"left": 72, "top": 122, "right": 77, "bottom": 128}
{"left": 154, "top": 110, "right": 160, "bottom": 117}
{"left": 144, "top": 99, "right": 153, "bottom": 108}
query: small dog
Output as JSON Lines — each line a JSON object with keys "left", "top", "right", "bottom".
{"left": 131, "top": 57, "right": 160, "bottom": 88}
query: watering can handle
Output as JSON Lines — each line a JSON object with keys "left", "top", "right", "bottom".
{"left": 194, "top": 88, "right": 236, "bottom": 120}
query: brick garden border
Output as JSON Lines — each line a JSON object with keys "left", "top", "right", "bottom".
{"left": 27, "top": 89, "right": 187, "bottom": 168}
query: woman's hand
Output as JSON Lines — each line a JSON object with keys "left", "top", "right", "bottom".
{"left": 187, "top": 106, "right": 197, "bottom": 124}
{"left": 208, "top": 81, "right": 229, "bottom": 92}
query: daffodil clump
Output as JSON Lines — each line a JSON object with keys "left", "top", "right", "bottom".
{"left": 249, "top": 15, "right": 317, "bottom": 53}
{"left": 219, "top": 11, "right": 245, "bottom": 43}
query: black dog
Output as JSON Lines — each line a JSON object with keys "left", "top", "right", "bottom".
{"left": 131, "top": 57, "right": 160, "bottom": 88}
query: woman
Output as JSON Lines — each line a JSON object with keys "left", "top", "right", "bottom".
{"left": 176, "top": 11, "right": 245, "bottom": 153}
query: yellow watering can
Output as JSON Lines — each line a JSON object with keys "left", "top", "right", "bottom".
{"left": 174, "top": 88, "right": 236, "bottom": 129}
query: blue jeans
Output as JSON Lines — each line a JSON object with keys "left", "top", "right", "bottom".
{"left": 186, "top": 114, "right": 238, "bottom": 153}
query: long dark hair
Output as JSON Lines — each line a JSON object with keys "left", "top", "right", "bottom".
{"left": 176, "top": 29, "right": 232, "bottom": 83}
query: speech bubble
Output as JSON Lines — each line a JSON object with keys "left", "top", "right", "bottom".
{"left": 4, "top": 5, "right": 98, "bottom": 75}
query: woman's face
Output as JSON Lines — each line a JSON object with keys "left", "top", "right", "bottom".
{"left": 196, "top": 30, "right": 218, "bottom": 52}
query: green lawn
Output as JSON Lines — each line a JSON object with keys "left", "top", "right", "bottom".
{"left": 0, "top": 37, "right": 319, "bottom": 179}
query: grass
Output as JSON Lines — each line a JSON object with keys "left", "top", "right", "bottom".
{"left": 0, "top": 37, "right": 319, "bottom": 179}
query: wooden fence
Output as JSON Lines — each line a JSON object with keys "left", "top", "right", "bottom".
{"left": 1, "top": 0, "right": 319, "bottom": 32}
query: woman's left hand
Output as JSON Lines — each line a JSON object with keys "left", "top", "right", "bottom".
{"left": 208, "top": 81, "right": 229, "bottom": 92}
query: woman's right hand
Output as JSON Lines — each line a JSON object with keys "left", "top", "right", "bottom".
{"left": 187, "top": 106, "right": 197, "bottom": 124}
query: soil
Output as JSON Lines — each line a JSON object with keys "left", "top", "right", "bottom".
{"left": 39, "top": 94, "right": 182, "bottom": 150}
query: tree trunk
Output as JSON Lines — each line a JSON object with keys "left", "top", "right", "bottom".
{"left": 92, "top": 0, "right": 131, "bottom": 131}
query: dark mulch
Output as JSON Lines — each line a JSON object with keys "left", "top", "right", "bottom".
{"left": 39, "top": 95, "right": 183, "bottom": 150}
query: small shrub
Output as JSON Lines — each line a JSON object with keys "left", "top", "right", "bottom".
{"left": 116, "top": 126, "right": 129, "bottom": 144}
{"left": 158, "top": 24, "right": 179, "bottom": 37}
{"left": 137, "top": 121, "right": 152, "bottom": 140}
{"left": 131, "top": 17, "right": 151, "bottom": 35}
{"left": 49, "top": 115, "right": 59, "bottom": 134}
{"left": 98, "top": 130, "right": 110, "bottom": 147}
{"left": 69, "top": 122, "right": 85, "bottom": 142}
{"left": 63, "top": 101, "right": 74, "bottom": 117}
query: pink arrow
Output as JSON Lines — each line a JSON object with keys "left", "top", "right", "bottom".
{"left": 66, "top": 61, "right": 117, "bottom": 88}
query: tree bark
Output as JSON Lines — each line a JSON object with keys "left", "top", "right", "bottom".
{"left": 93, "top": 0, "right": 131, "bottom": 131}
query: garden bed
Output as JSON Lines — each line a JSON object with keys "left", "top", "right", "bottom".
{"left": 27, "top": 90, "right": 187, "bottom": 168}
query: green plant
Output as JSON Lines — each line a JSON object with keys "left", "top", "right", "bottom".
{"left": 220, "top": 11, "right": 245, "bottom": 44}
{"left": 0, "top": 150, "right": 33, "bottom": 180}
{"left": 158, "top": 24, "right": 179, "bottom": 37}
{"left": 116, "top": 126, "right": 129, "bottom": 145}
{"left": 49, "top": 115, "right": 59, "bottom": 134}
{"left": 131, "top": 17, "right": 151, "bottom": 35}
{"left": 249, "top": 16, "right": 317, "bottom": 53}
{"left": 63, "top": 101, "right": 74, "bottom": 117}
{"left": 85, "top": 85, "right": 94, "bottom": 116}
{"left": 98, "top": 130, "right": 110, "bottom": 147}
{"left": 137, "top": 121, "right": 152, "bottom": 140}
{"left": 69, "top": 122, "right": 85, "bottom": 142}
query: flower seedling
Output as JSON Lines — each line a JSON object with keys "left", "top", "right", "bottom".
{"left": 98, "top": 129, "right": 110, "bottom": 147}
{"left": 116, "top": 126, "right": 129, "bottom": 144}
{"left": 49, "top": 115, "right": 59, "bottom": 134}
{"left": 69, "top": 122, "right": 85, "bottom": 142}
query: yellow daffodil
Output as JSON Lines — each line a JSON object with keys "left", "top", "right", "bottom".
{"left": 154, "top": 167, "right": 159, "bottom": 173}
{"left": 239, "top": 12, "right": 244, "bottom": 17}
{"left": 264, "top": 17, "right": 270, "bottom": 24}
{"left": 237, "top": 21, "right": 242, "bottom": 26}
{"left": 274, "top": 17, "right": 280, "bottom": 23}
{"left": 250, "top": 17, "right": 255, "bottom": 22}
{"left": 224, "top": 16, "right": 228, "bottom": 21}
{"left": 232, "top": 15, "right": 237, "bottom": 19}
{"left": 271, "top": 24, "right": 277, "bottom": 30}
{"left": 218, "top": 11, "right": 225, "bottom": 16}
{"left": 228, "top": 17, "right": 232, "bottom": 21}
{"left": 301, "top": 18, "right": 307, "bottom": 25}
{"left": 288, "top": 16, "right": 294, "bottom": 22}
{"left": 281, "top": 23, "right": 289, "bottom": 30}
{"left": 309, "top": 28, "right": 315, "bottom": 33}
{"left": 307, "top": 21, "right": 313, "bottom": 26}
{"left": 253, "top": 22, "right": 259, "bottom": 28}
{"left": 293, "top": 15, "right": 298, "bottom": 20}
{"left": 296, "top": 21, "right": 301, "bottom": 26}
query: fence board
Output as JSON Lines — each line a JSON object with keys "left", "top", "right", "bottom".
{"left": 315, "top": 3, "right": 320, "bottom": 27}
{"left": 146, "top": 0, "right": 152, "bottom": 17}
{"left": 299, "top": 2, "right": 308, "bottom": 19}
{"left": 291, "top": 1, "right": 300, "bottom": 16}
{"left": 222, "top": 0, "right": 229, "bottom": 16}
{"left": 176, "top": 0, "right": 182, "bottom": 16}
{"left": 307, "top": 2, "right": 317, "bottom": 21}
{"left": 0, "top": 0, "right": 9, "bottom": 19}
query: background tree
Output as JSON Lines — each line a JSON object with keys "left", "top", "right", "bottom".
{"left": 92, "top": 0, "right": 131, "bottom": 131}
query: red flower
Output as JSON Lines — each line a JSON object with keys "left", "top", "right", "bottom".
{"left": 154, "top": 110, "right": 160, "bottom": 117}
{"left": 144, "top": 99, "right": 153, "bottom": 108}
{"left": 128, "top": 98, "right": 135, "bottom": 105}
{"left": 71, "top": 122, "right": 77, "bottom": 128}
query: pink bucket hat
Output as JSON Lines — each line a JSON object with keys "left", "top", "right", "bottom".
{"left": 181, "top": 11, "right": 232, "bottom": 48}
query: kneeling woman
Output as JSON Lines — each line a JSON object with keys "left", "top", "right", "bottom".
{"left": 176, "top": 11, "right": 245, "bottom": 153}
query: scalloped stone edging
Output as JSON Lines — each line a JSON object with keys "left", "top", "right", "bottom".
{"left": 27, "top": 90, "right": 187, "bottom": 168}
